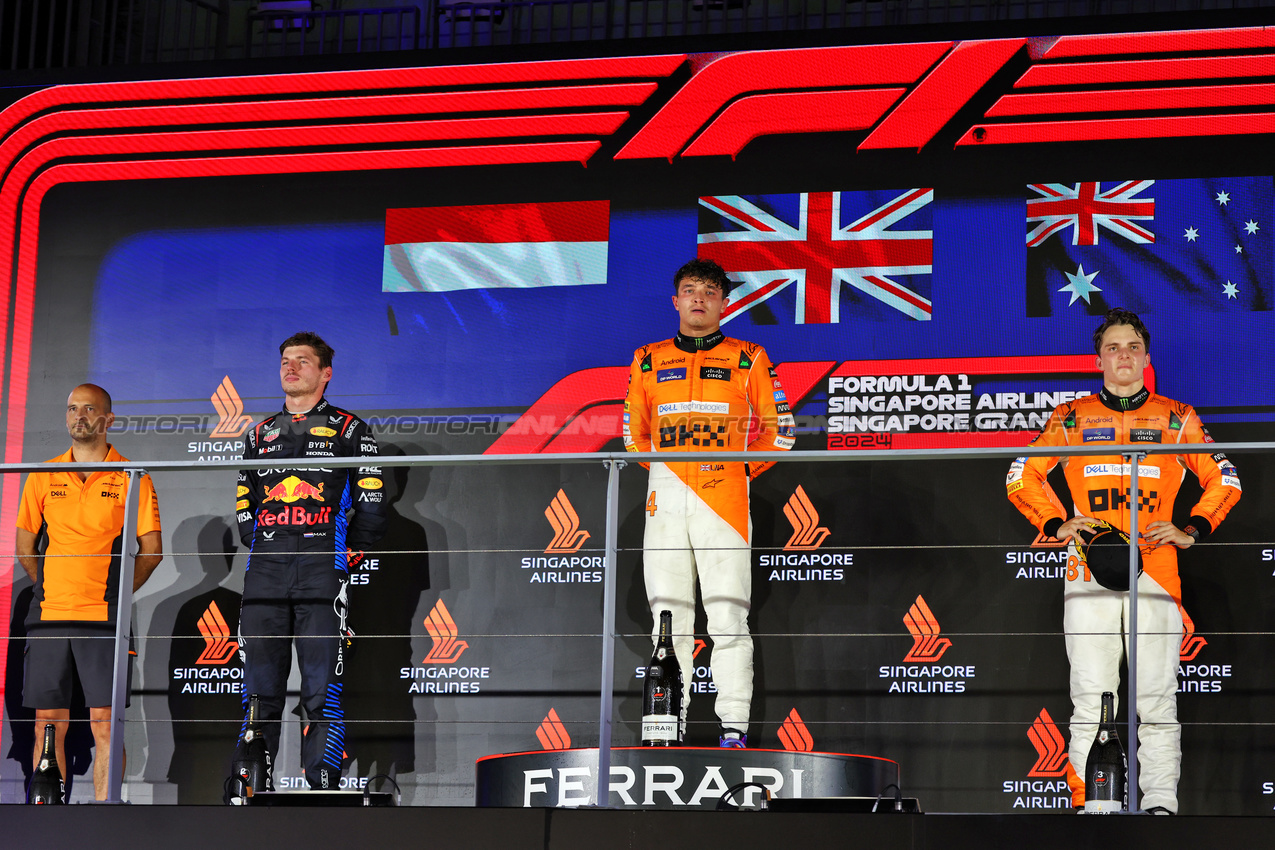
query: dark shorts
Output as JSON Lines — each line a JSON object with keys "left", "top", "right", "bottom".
{"left": 23, "top": 627, "right": 134, "bottom": 709}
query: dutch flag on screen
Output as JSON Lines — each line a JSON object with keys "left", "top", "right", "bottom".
{"left": 382, "top": 200, "right": 609, "bottom": 292}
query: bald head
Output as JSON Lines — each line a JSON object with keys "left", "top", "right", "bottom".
{"left": 71, "top": 384, "right": 112, "bottom": 412}
{"left": 66, "top": 384, "right": 114, "bottom": 446}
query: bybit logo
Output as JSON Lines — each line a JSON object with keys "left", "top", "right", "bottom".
{"left": 545, "top": 489, "right": 590, "bottom": 553}
{"left": 1027, "top": 708, "right": 1070, "bottom": 777}
{"left": 536, "top": 708, "right": 571, "bottom": 750}
{"left": 423, "top": 599, "right": 469, "bottom": 664}
{"left": 778, "top": 707, "right": 813, "bottom": 752}
{"left": 783, "top": 485, "right": 830, "bottom": 551}
{"left": 903, "top": 595, "right": 952, "bottom": 662}
{"left": 210, "top": 376, "right": 254, "bottom": 438}
{"left": 196, "top": 600, "right": 239, "bottom": 665}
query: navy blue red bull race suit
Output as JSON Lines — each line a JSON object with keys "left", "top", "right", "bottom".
{"left": 236, "top": 397, "right": 387, "bottom": 789}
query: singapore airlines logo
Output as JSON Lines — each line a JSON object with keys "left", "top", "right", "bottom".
{"left": 423, "top": 599, "right": 469, "bottom": 664}
{"left": 195, "top": 600, "right": 239, "bottom": 665}
{"left": 210, "top": 376, "right": 254, "bottom": 438}
{"left": 902, "top": 595, "right": 952, "bottom": 662}
{"left": 1027, "top": 708, "right": 1070, "bottom": 777}
{"left": 1179, "top": 607, "right": 1207, "bottom": 661}
{"left": 777, "top": 707, "right": 814, "bottom": 752}
{"left": 783, "top": 485, "right": 831, "bottom": 551}
{"left": 535, "top": 708, "right": 571, "bottom": 750}
{"left": 544, "top": 489, "right": 590, "bottom": 553}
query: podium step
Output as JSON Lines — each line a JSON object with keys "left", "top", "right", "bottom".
{"left": 241, "top": 790, "right": 396, "bottom": 807}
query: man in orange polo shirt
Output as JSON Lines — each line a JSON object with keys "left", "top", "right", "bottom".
{"left": 16, "top": 383, "right": 163, "bottom": 801}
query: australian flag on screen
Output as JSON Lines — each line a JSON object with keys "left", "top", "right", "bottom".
{"left": 1026, "top": 177, "right": 1273, "bottom": 316}
{"left": 696, "top": 189, "right": 934, "bottom": 324}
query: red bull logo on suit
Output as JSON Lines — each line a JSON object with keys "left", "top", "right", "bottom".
{"left": 263, "top": 475, "right": 325, "bottom": 503}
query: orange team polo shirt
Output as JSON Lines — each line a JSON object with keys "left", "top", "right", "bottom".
{"left": 17, "top": 445, "right": 162, "bottom": 623}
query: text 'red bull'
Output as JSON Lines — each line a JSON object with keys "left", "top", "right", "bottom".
{"left": 258, "top": 505, "right": 334, "bottom": 527}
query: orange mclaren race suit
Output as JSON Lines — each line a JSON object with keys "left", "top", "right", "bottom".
{"left": 624, "top": 330, "right": 795, "bottom": 735}
{"left": 1007, "top": 385, "right": 1240, "bottom": 812}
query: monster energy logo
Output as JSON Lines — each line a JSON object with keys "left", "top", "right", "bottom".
{"left": 1120, "top": 397, "right": 1130, "bottom": 409}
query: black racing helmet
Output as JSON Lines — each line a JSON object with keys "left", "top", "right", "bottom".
{"left": 1079, "top": 520, "right": 1143, "bottom": 591}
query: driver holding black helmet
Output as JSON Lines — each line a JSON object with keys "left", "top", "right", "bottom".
{"left": 1007, "top": 308, "right": 1241, "bottom": 815}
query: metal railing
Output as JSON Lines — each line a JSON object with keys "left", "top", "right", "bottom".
{"left": 1, "top": 439, "right": 1265, "bottom": 807}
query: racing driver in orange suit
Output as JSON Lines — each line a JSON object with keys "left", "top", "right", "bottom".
{"left": 1007, "top": 308, "right": 1241, "bottom": 814}
{"left": 624, "top": 258, "right": 795, "bottom": 748}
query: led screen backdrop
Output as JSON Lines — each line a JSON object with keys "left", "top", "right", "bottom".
{"left": 2, "top": 26, "right": 1275, "bottom": 811}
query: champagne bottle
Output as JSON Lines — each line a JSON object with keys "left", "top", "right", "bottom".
{"left": 641, "top": 610, "right": 683, "bottom": 747}
{"left": 28, "top": 723, "right": 64, "bottom": 804}
{"left": 1084, "top": 691, "right": 1127, "bottom": 813}
{"left": 230, "top": 694, "right": 272, "bottom": 798}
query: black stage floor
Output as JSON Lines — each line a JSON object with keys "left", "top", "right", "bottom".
{"left": 4, "top": 805, "right": 1274, "bottom": 849}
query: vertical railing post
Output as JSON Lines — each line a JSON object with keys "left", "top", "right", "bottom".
{"left": 594, "top": 457, "right": 623, "bottom": 806}
{"left": 1125, "top": 450, "right": 1145, "bottom": 813}
{"left": 106, "top": 467, "right": 142, "bottom": 803}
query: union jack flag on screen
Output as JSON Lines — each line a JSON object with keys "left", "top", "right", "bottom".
{"left": 697, "top": 189, "right": 934, "bottom": 323}
{"left": 1026, "top": 181, "right": 1155, "bottom": 247}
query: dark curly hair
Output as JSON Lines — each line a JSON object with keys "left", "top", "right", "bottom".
{"left": 673, "top": 258, "right": 733, "bottom": 298}
{"left": 279, "top": 331, "right": 335, "bottom": 370}
{"left": 1092, "top": 308, "right": 1150, "bottom": 354}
